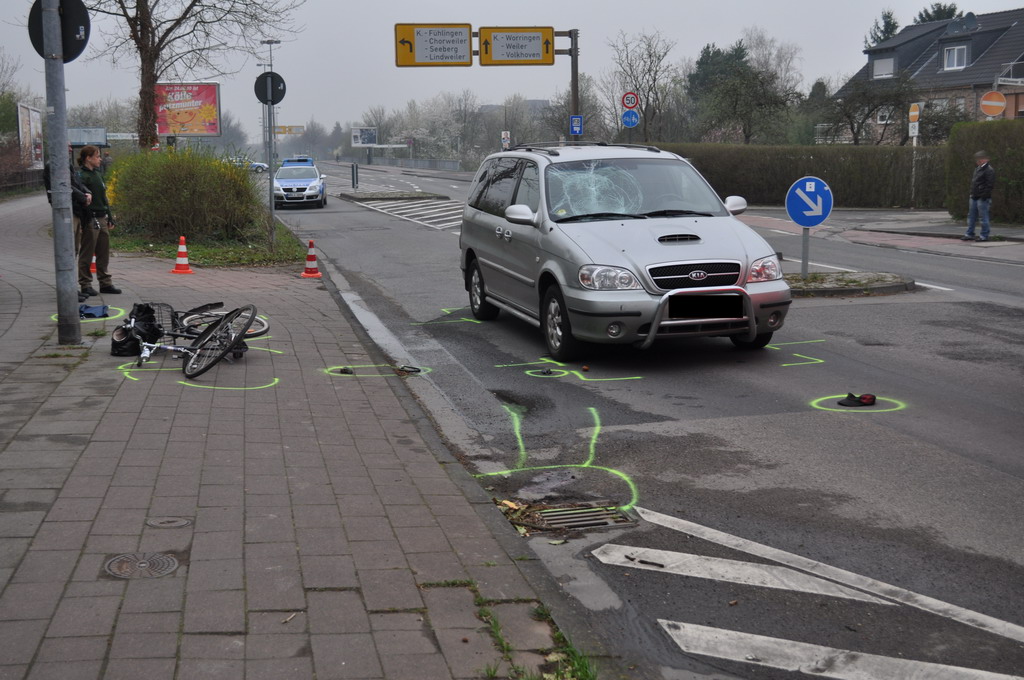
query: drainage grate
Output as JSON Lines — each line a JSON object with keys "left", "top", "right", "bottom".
{"left": 535, "top": 505, "right": 634, "bottom": 530}
{"left": 145, "top": 517, "right": 192, "bottom": 529}
{"left": 104, "top": 552, "right": 179, "bottom": 579}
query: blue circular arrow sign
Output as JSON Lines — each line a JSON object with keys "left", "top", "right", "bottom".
{"left": 785, "top": 176, "right": 833, "bottom": 228}
{"left": 621, "top": 109, "right": 640, "bottom": 129}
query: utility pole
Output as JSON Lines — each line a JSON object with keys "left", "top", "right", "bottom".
{"left": 261, "top": 40, "right": 280, "bottom": 246}
{"left": 42, "top": 0, "right": 80, "bottom": 344}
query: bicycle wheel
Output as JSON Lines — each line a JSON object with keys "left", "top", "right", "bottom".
{"left": 180, "top": 307, "right": 269, "bottom": 338}
{"left": 182, "top": 305, "right": 256, "bottom": 379}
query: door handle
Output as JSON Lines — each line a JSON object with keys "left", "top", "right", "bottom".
{"left": 502, "top": 229, "right": 512, "bottom": 241}
{"left": 495, "top": 226, "right": 504, "bottom": 238}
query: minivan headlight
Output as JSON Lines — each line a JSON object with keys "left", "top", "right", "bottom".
{"left": 579, "top": 265, "right": 641, "bottom": 290}
{"left": 748, "top": 255, "right": 781, "bottom": 282}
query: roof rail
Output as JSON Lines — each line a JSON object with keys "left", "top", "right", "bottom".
{"left": 509, "top": 141, "right": 662, "bottom": 154}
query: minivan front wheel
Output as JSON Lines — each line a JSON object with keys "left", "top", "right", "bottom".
{"left": 468, "top": 260, "right": 499, "bottom": 320}
{"left": 542, "top": 286, "right": 582, "bottom": 361}
{"left": 730, "top": 332, "right": 773, "bottom": 349}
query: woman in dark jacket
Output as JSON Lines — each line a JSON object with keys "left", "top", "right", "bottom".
{"left": 77, "top": 145, "right": 121, "bottom": 295}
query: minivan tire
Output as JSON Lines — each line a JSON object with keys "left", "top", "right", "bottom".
{"left": 542, "top": 285, "right": 582, "bottom": 361}
{"left": 468, "top": 260, "right": 499, "bottom": 320}
{"left": 730, "top": 332, "right": 773, "bottom": 349}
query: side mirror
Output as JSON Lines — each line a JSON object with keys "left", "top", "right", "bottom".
{"left": 320, "top": 174, "right": 326, "bottom": 180}
{"left": 724, "top": 195, "right": 747, "bottom": 216}
{"left": 505, "top": 204, "right": 537, "bottom": 226}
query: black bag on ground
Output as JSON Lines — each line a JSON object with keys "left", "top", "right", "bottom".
{"left": 110, "top": 303, "right": 163, "bottom": 356}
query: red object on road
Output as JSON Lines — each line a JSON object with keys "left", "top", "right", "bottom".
{"left": 170, "top": 236, "right": 194, "bottom": 274}
{"left": 301, "top": 240, "right": 322, "bottom": 279}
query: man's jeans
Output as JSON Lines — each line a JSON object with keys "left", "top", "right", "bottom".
{"left": 967, "top": 197, "right": 991, "bottom": 239}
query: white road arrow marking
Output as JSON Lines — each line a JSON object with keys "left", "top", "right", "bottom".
{"left": 592, "top": 544, "right": 889, "bottom": 605}
{"left": 636, "top": 506, "right": 1024, "bottom": 644}
{"left": 658, "top": 621, "right": 1021, "bottom": 680}
{"left": 796, "top": 188, "right": 823, "bottom": 216}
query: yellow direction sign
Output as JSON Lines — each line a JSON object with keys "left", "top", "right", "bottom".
{"left": 274, "top": 125, "right": 304, "bottom": 135}
{"left": 479, "top": 26, "right": 555, "bottom": 65}
{"left": 395, "top": 24, "right": 472, "bottom": 67}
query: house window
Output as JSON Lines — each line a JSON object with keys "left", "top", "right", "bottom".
{"left": 944, "top": 45, "right": 966, "bottom": 70}
{"left": 872, "top": 57, "right": 895, "bottom": 79}
{"left": 877, "top": 107, "right": 894, "bottom": 124}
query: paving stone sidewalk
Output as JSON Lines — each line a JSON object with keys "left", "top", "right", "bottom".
{"left": 0, "top": 194, "right": 576, "bottom": 680}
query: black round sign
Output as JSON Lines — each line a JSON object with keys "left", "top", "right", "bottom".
{"left": 254, "top": 71, "right": 286, "bottom": 105}
{"left": 28, "top": 0, "right": 91, "bottom": 64}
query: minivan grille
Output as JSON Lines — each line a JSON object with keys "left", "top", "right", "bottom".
{"left": 648, "top": 262, "right": 741, "bottom": 290}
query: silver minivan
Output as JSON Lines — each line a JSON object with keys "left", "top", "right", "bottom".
{"left": 459, "top": 143, "right": 791, "bottom": 360}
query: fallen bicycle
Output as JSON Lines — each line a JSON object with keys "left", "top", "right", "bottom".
{"left": 111, "top": 301, "right": 267, "bottom": 379}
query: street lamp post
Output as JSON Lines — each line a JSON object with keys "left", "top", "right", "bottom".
{"left": 260, "top": 40, "right": 281, "bottom": 245}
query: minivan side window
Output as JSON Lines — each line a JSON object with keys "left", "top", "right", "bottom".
{"left": 477, "top": 158, "right": 521, "bottom": 217}
{"left": 467, "top": 160, "right": 493, "bottom": 209}
{"left": 514, "top": 162, "right": 540, "bottom": 212}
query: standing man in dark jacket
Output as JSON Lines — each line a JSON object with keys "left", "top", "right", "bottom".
{"left": 44, "top": 147, "right": 93, "bottom": 301}
{"left": 77, "top": 145, "right": 121, "bottom": 295}
{"left": 962, "top": 150, "right": 995, "bottom": 242}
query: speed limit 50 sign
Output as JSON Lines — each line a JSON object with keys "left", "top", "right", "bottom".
{"left": 622, "top": 92, "right": 639, "bottom": 109}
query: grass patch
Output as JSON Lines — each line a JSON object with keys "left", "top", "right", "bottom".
{"left": 110, "top": 220, "right": 305, "bottom": 267}
{"left": 87, "top": 329, "right": 108, "bottom": 337}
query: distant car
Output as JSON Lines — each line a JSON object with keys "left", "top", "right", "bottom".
{"left": 227, "top": 157, "right": 268, "bottom": 173}
{"left": 274, "top": 164, "right": 326, "bottom": 208}
{"left": 458, "top": 142, "right": 791, "bottom": 360}
{"left": 280, "top": 156, "right": 315, "bottom": 167}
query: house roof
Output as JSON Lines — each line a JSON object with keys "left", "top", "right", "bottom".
{"left": 838, "top": 7, "right": 1024, "bottom": 96}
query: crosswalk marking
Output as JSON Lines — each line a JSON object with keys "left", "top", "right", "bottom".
{"left": 658, "top": 621, "right": 1021, "bottom": 680}
{"left": 637, "top": 506, "right": 1024, "bottom": 644}
{"left": 355, "top": 198, "right": 465, "bottom": 231}
{"left": 592, "top": 544, "right": 889, "bottom": 605}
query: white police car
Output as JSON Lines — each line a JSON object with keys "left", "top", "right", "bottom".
{"left": 273, "top": 164, "right": 327, "bottom": 208}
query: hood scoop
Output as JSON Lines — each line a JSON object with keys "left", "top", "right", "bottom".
{"left": 658, "top": 233, "right": 700, "bottom": 244}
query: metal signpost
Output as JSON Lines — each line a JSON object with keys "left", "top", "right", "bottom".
{"left": 908, "top": 102, "right": 922, "bottom": 207}
{"left": 29, "top": 0, "right": 90, "bottom": 344}
{"left": 785, "top": 176, "right": 833, "bottom": 278}
{"left": 569, "top": 115, "right": 583, "bottom": 137}
{"left": 254, "top": 70, "right": 285, "bottom": 245}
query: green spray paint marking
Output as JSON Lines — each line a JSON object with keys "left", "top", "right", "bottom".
{"left": 323, "top": 364, "right": 433, "bottom": 378}
{"left": 51, "top": 306, "right": 126, "bottom": 323}
{"left": 411, "top": 307, "right": 482, "bottom": 325}
{"left": 809, "top": 394, "right": 908, "bottom": 413}
{"left": 478, "top": 405, "right": 639, "bottom": 511}
{"left": 117, "top": 361, "right": 280, "bottom": 390}
{"left": 178, "top": 377, "right": 280, "bottom": 390}
{"left": 768, "top": 338, "right": 827, "bottom": 367}
{"left": 781, "top": 354, "right": 825, "bottom": 367}
{"left": 496, "top": 357, "right": 642, "bottom": 382}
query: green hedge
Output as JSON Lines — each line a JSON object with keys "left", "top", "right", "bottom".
{"left": 945, "top": 119, "right": 1024, "bottom": 222}
{"left": 108, "top": 148, "right": 266, "bottom": 242}
{"left": 657, "top": 143, "right": 946, "bottom": 210}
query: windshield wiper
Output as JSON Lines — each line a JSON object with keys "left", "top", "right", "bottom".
{"left": 642, "top": 209, "right": 715, "bottom": 218}
{"left": 555, "top": 212, "right": 646, "bottom": 223}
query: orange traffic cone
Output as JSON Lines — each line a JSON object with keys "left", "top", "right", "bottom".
{"left": 170, "top": 236, "right": 194, "bottom": 274}
{"left": 301, "top": 240, "right": 322, "bottom": 279}
{"left": 90, "top": 255, "right": 96, "bottom": 273}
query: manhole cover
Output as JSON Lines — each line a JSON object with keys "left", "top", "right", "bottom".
{"left": 535, "top": 505, "right": 634, "bottom": 530}
{"left": 146, "top": 517, "right": 192, "bottom": 528}
{"left": 104, "top": 552, "right": 179, "bottom": 579}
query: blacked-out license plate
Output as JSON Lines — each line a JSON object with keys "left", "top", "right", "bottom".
{"left": 668, "top": 295, "right": 743, "bottom": 319}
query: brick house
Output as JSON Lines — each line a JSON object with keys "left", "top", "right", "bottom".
{"left": 830, "top": 8, "right": 1024, "bottom": 142}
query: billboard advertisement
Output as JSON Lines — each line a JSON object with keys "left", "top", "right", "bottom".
{"left": 154, "top": 82, "right": 222, "bottom": 136}
{"left": 17, "top": 103, "right": 44, "bottom": 169}
{"left": 351, "top": 127, "right": 378, "bottom": 147}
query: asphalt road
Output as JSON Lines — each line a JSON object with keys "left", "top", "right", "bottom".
{"left": 279, "top": 166, "right": 1024, "bottom": 679}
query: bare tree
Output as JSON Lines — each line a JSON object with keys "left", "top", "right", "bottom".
{"left": 68, "top": 97, "right": 138, "bottom": 132}
{"left": 741, "top": 27, "right": 803, "bottom": 97}
{"left": 607, "top": 31, "right": 678, "bottom": 142}
{"left": 0, "top": 47, "right": 19, "bottom": 96}
{"left": 85, "top": 0, "right": 306, "bottom": 148}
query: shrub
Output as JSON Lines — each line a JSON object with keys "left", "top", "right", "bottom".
{"left": 944, "top": 119, "right": 1024, "bottom": 222}
{"left": 657, "top": 143, "right": 946, "bottom": 210}
{"left": 107, "top": 148, "right": 266, "bottom": 242}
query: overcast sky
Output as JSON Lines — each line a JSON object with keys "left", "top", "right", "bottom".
{"left": 4, "top": 0, "right": 1022, "bottom": 141}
